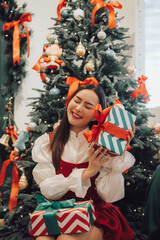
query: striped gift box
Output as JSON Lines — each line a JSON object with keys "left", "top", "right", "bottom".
{"left": 96, "top": 105, "right": 136, "bottom": 155}
{"left": 29, "top": 200, "right": 96, "bottom": 237}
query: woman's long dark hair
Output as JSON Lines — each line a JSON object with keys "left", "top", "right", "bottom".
{"left": 50, "top": 84, "right": 107, "bottom": 171}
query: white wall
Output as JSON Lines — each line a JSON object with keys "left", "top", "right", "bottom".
{"left": 14, "top": 0, "right": 138, "bottom": 131}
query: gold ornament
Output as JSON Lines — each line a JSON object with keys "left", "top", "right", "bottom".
{"left": 19, "top": 171, "right": 28, "bottom": 190}
{"left": 0, "top": 219, "right": 5, "bottom": 227}
{"left": 76, "top": 41, "right": 86, "bottom": 57}
{"left": 84, "top": 60, "right": 94, "bottom": 72}
{"left": 0, "top": 134, "right": 10, "bottom": 148}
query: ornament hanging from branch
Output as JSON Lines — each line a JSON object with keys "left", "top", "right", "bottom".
{"left": 73, "top": 8, "right": 84, "bottom": 20}
{"left": 76, "top": 41, "right": 86, "bottom": 57}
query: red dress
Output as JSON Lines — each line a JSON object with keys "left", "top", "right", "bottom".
{"left": 57, "top": 159, "right": 134, "bottom": 240}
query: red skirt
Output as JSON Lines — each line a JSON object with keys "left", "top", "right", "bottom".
{"left": 57, "top": 159, "right": 135, "bottom": 240}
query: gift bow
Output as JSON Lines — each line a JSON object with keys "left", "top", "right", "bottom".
{"left": 130, "top": 75, "right": 150, "bottom": 102}
{"left": 30, "top": 195, "right": 94, "bottom": 236}
{"left": 57, "top": 0, "right": 67, "bottom": 19}
{"left": 66, "top": 76, "right": 99, "bottom": 106}
{"left": 0, "top": 150, "right": 23, "bottom": 211}
{"left": 6, "top": 126, "right": 18, "bottom": 140}
{"left": 3, "top": 13, "right": 32, "bottom": 65}
{"left": 90, "top": 0, "right": 122, "bottom": 29}
{"left": 2, "top": 3, "right": 9, "bottom": 8}
{"left": 83, "top": 99, "right": 129, "bottom": 145}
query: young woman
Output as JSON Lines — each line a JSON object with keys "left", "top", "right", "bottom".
{"left": 32, "top": 84, "right": 136, "bottom": 240}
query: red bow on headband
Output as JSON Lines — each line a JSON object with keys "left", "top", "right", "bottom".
{"left": 65, "top": 76, "right": 99, "bottom": 106}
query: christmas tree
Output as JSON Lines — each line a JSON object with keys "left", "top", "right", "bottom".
{"left": 0, "top": 0, "right": 160, "bottom": 239}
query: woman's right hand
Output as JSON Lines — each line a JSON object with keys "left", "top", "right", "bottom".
{"left": 82, "top": 142, "right": 110, "bottom": 182}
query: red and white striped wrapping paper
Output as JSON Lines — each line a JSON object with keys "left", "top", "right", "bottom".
{"left": 29, "top": 200, "right": 96, "bottom": 237}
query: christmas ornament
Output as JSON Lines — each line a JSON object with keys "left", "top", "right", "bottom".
{"left": 49, "top": 87, "right": 61, "bottom": 98}
{"left": 97, "top": 30, "right": 106, "bottom": 40}
{"left": 43, "top": 44, "right": 50, "bottom": 52}
{"left": 84, "top": 60, "right": 95, "bottom": 72}
{"left": 46, "top": 33, "right": 56, "bottom": 43}
{"left": 19, "top": 171, "right": 28, "bottom": 190}
{"left": 126, "top": 65, "right": 136, "bottom": 76}
{"left": 0, "top": 133, "right": 10, "bottom": 150}
{"left": 152, "top": 123, "right": 160, "bottom": 135}
{"left": 105, "top": 48, "right": 116, "bottom": 59}
{"left": 28, "top": 122, "right": 37, "bottom": 131}
{"left": 61, "top": 8, "right": 70, "bottom": 19}
{"left": 116, "top": 20, "right": 120, "bottom": 29}
{"left": 73, "top": 8, "right": 84, "bottom": 21}
{"left": 76, "top": 41, "right": 86, "bottom": 57}
{"left": 14, "top": 130, "right": 29, "bottom": 151}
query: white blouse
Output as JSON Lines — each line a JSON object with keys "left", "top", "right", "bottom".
{"left": 32, "top": 128, "right": 135, "bottom": 203}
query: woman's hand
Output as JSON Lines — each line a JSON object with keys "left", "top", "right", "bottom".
{"left": 122, "top": 124, "right": 135, "bottom": 160}
{"left": 82, "top": 142, "right": 110, "bottom": 182}
{"left": 53, "top": 120, "right": 61, "bottom": 131}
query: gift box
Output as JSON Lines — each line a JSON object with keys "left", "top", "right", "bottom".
{"left": 29, "top": 195, "right": 96, "bottom": 237}
{"left": 84, "top": 100, "right": 136, "bottom": 156}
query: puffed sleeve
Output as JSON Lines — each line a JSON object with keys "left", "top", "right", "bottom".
{"left": 95, "top": 151, "right": 135, "bottom": 203}
{"left": 32, "top": 134, "right": 90, "bottom": 200}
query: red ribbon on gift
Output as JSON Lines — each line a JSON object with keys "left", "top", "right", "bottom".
{"left": 3, "top": 13, "right": 32, "bottom": 65}
{"left": 2, "top": 3, "right": 9, "bottom": 8}
{"left": 83, "top": 100, "right": 129, "bottom": 144}
{"left": 130, "top": 75, "right": 150, "bottom": 102}
{"left": 90, "top": 0, "right": 122, "bottom": 29}
{"left": 0, "top": 150, "right": 23, "bottom": 211}
{"left": 6, "top": 126, "right": 18, "bottom": 141}
{"left": 57, "top": 0, "right": 68, "bottom": 19}
{"left": 66, "top": 76, "right": 99, "bottom": 106}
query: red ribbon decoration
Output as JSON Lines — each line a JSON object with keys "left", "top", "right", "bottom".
{"left": 57, "top": 0, "right": 68, "bottom": 19}
{"left": 66, "top": 76, "right": 99, "bottom": 106}
{"left": 6, "top": 126, "right": 18, "bottom": 140}
{"left": 3, "top": 13, "right": 32, "bottom": 65}
{"left": 130, "top": 75, "right": 150, "bottom": 102}
{"left": 90, "top": 0, "right": 122, "bottom": 29}
{"left": 0, "top": 150, "right": 23, "bottom": 211}
{"left": 2, "top": 3, "right": 9, "bottom": 8}
{"left": 83, "top": 99, "right": 131, "bottom": 153}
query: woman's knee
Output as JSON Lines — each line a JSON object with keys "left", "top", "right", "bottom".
{"left": 56, "top": 234, "right": 73, "bottom": 240}
{"left": 36, "top": 236, "right": 56, "bottom": 240}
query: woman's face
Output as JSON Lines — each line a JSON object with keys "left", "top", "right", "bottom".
{"left": 67, "top": 89, "right": 99, "bottom": 134}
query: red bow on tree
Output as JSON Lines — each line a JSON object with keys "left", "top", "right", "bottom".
{"left": 3, "top": 13, "right": 32, "bottom": 65}
{"left": 90, "top": 0, "right": 122, "bottom": 29}
{"left": 130, "top": 75, "right": 150, "bottom": 102}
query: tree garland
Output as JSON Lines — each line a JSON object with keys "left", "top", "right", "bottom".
{"left": 0, "top": 0, "right": 32, "bottom": 131}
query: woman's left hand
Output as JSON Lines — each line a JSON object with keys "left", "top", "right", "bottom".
{"left": 122, "top": 124, "right": 135, "bottom": 159}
